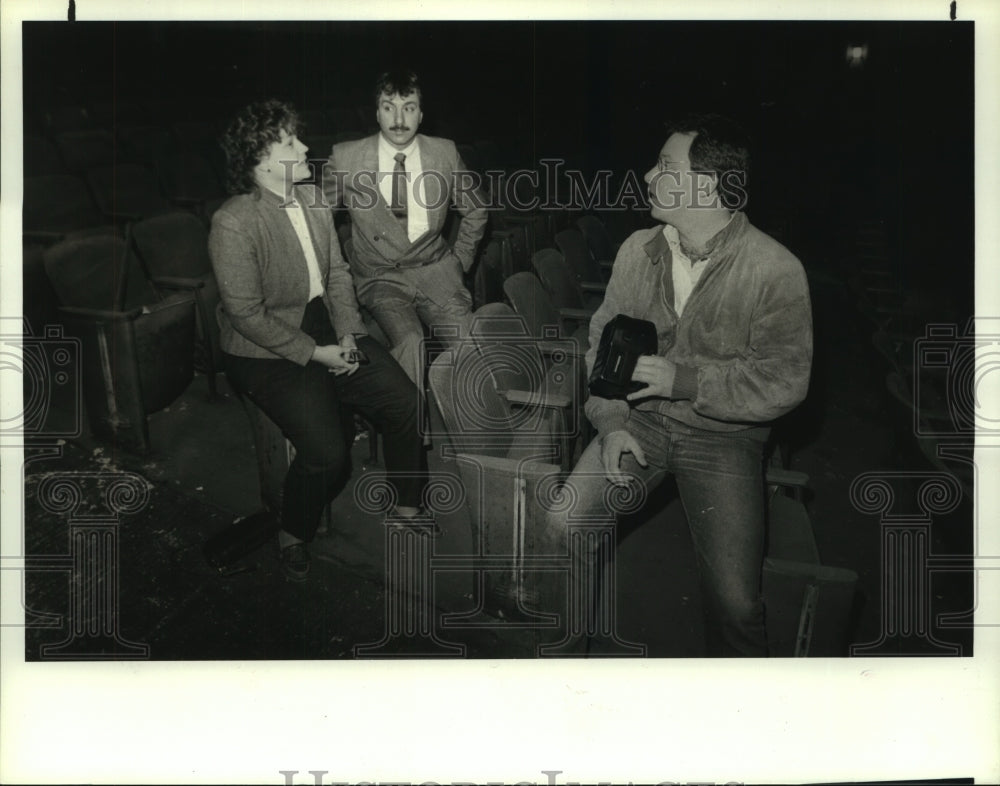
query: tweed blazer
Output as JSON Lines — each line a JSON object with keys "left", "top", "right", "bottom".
{"left": 323, "top": 133, "right": 488, "bottom": 304}
{"left": 208, "top": 184, "right": 367, "bottom": 366}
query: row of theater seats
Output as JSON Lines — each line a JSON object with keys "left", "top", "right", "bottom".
{"left": 847, "top": 220, "right": 974, "bottom": 499}
{"left": 25, "top": 211, "right": 223, "bottom": 454}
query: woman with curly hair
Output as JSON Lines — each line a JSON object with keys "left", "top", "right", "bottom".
{"left": 209, "top": 99, "right": 429, "bottom": 582}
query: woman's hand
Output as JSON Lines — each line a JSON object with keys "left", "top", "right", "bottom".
{"left": 312, "top": 343, "right": 360, "bottom": 376}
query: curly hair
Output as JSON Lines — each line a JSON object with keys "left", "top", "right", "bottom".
{"left": 220, "top": 99, "right": 300, "bottom": 195}
{"left": 664, "top": 113, "right": 750, "bottom": 208}
{"left": 373, "top": 70, "right": 422, "bottom": 107}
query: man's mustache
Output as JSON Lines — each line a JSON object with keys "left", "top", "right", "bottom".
{"left": 390, "top": 125, "right": 410, "bottom": 132}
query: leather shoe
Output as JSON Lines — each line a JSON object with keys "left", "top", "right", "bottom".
{"left": 278, "top": 542, "right": 310, "bottom": 582}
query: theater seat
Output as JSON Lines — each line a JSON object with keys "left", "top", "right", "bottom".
{"left": 43, "top": 232, "right": 196, "bottom": 454}
{"left": 131, "top": 211, "right": 223, "bottom": 397}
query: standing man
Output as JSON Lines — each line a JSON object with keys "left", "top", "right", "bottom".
{"left": 323, "top": 70, "right": 488, "bottom": 385}
{"left": 549, "top": 114, "right": 813, "bottom": 656}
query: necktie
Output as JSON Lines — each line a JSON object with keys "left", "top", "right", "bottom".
{"left": 391, "top": 152, "right": 408, "bottom": 219}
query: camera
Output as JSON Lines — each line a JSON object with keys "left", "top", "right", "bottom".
{"left": 1, "top": 320, "right": 82, "bottom": 439}
{"left": 914, "top": 319, "right": 1000, "bottom": 436}
{"left": 588, "top": 314, "right": 658, "bottom": 400}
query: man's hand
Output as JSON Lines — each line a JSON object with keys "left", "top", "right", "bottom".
{"left": 627, "top": 355, "right": 677, "bottom": 401}
{"left": 600, "top": 429, "right": 648, "bottom": 486}
{"left": 312, "top": 343, "right": 360, "bottom": 376}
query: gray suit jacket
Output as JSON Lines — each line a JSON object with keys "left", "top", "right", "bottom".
{"left": 208, "top": 184, "right": 367, "bottom": 366}
{"left": 323, "top": 133, "right": 488, "bottom": 306}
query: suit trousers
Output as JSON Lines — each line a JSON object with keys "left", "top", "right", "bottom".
{"left": 363, "top": 256, "right": 474, "bottom": 386}
{"left": 224, "top": 298, "right": 424, "bottom": 542}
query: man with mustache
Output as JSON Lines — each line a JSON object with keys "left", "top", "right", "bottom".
{"left": 546, "top": 113, "right": 813, "bottom": 656}
{"left": 323, "top": 70, "right": 487, "bottom": 386}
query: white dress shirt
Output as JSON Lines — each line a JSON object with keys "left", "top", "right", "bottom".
{"left": 268, "top": 186, "right": 324, "bottom": 300}
{"left": 662, "top": 224, "right": 708, "bottom": 317}
{"left": 377, "top": 134, "right": 429, "bottom": 243}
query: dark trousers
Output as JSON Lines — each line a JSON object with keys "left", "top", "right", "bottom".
{"left": 224, "top": 298, "right": 424, "bottom": 542}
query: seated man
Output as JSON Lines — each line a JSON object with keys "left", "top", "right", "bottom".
{"left": 322, "top": 70, "right": 487, "bottom": 386}
{"left": 549, "top": 113, "right": 813, "bottom": 655}
{"left": 209, "top": 99, "right": 430, "bottom": 582}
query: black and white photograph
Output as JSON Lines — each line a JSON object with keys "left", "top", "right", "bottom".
{"left": 2, "top": 0, "right": 998, "bottom": 783}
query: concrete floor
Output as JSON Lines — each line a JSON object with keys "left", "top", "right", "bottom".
{"left": 18, "top": 267, "right": 976, "bottom": 660}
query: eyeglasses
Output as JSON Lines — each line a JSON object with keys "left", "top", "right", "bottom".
{"left": 656, "top": 157, "right": 689, "bottom": 173}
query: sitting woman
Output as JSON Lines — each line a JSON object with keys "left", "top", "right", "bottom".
{"left": 209, "top": 99, "right": 428, "bottom": 582}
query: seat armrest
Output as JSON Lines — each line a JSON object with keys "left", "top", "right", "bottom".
{"left": 559, "top": 307, "right": 596, "bottom": 324}
{"left": 145, "top": 292, "right": 196, "bottom": 313}
{"left": 153, "top": 275, "right": 206, "bottom": 290}
{"left": 450, "top": 450, "right": 563, "bottom": 477}
{"left": 502, "top": 388, "right": 572, "bottom": 410}
{"left": 59, "top": 304, "right": 143, "bottom": 322}
{"left": 580, "top": 281, "right": 607, "bottom": 294}
{"left": 765, "top": 466, "right": 810, "bottom": 490}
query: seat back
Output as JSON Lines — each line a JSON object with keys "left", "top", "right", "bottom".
{"left": 43, "top": 232, "right": 160, "bottom": 312}
{"left": 427, "top": 340, "right": 516, "bottom": 460}
{"left": 575, "top": 215, "right": 616, "bottom": 263}
{"left": 469, "top": 303, "right": 576, "bottom": 467}
{"left": 473, "top": 236, "right": 506, "bottom": 309}
{"left": 763, "top": 471, "right": 858, "bottom": 655}
{"left": 503, "top": 271, "right": 563, "bottom": 337}
{"left": 532, "top": 248, "right": 585, "bottom": 311}
{"left": 469, "top": 303, "right": 546, "bottom": 406}
{"left": 132, "top": 210, "right": 213, "bottom": 279}
{"left": 555, "top": 226, "right": 602, "bottom": 282}
{"left": 763, "top": 558, "right": 859, "bottom": 657}
{"left": 495, "top": 224, "right": 530, "bottom": 275}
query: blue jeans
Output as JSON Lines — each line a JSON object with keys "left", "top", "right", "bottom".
{"left": 548, "top": 408, "right": 768, "bottom": 656}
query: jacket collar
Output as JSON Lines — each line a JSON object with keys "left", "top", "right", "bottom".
{"left": 644, "top": 211, "right": 747, "bottom": 264}
{"left": 257, "top": 183, "right": 299, "bottom": 208}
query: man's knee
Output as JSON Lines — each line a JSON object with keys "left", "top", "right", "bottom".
{"left": 386, "top": 330, "right": 423, "bottom": 385}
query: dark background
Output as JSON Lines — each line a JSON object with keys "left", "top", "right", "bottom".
{"left": 24, "top": 19, "right": 974, "bottom": 305}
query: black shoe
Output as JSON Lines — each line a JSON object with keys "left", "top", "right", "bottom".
{"left": 278, "top": 542, "right": 310, "bottom": 582}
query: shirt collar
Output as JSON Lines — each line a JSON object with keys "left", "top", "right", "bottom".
{"left": 378, "top": 133, "right": 419, "bottom": 161}
{"left": 645, "top": 211, "right": 746, "bottom": 265}
{"left": 259, "top": 182, "right": 299, "bottom": 208}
